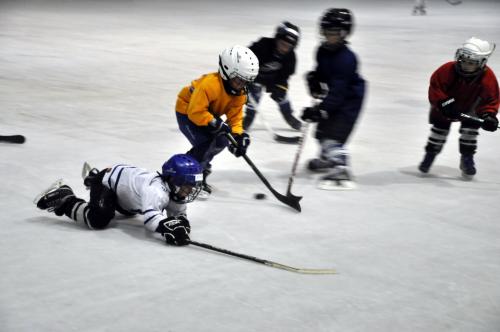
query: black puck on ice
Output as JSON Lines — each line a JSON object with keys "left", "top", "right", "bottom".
{"left": 254, "top": 193, "right": 266, "bottom": 200}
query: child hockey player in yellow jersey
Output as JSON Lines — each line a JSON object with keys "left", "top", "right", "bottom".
{"left": 175, "top": 45, "right": 259, "bottom": 197}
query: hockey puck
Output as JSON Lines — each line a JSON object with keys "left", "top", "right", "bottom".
{"left": 254, "top": 193, "right": 266, "bottom": 200}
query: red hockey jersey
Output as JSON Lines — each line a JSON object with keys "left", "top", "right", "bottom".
{"left": 428, "top": 61, "right": 499, "bottom": 117}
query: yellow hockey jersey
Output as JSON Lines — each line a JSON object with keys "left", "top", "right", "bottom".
{"left": 175, "top": 72, "right": 246, "bottom": 135}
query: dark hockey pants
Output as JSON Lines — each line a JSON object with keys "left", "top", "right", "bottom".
{"left": 315, "top": 100, "right": 363, "bottom": 144}
{"left": 425, "top": 109, "right": 480, "bottom": 156}
{"left": 62, "top": 170, "right": 117, "bottom": 230}
{"left": 176, "top": 112, "right": 229, "bottom": 171}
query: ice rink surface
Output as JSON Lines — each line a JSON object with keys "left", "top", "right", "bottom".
{"left": 1, "top": 0, "right": 500, "bottom": 331}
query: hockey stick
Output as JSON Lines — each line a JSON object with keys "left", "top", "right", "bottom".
{"left": 188, "top": 240, "right": 336, "bottom": 274}
{"left": 286, "top": 121, "right": 310, "bottom": 195}
{"left": 445, "top": 0, "right": 462, "bottom": 5}
{"left": 460, "top": 113, "right": 500, "bottom": 129}
{"left": 0, "top": 135, "right": 25, "bottom": 144}
{"left": 226, "top": 132, "right": 302, "bottom": 212}
{"left": 247, "top": 94, "right": 301, "bottom": 144}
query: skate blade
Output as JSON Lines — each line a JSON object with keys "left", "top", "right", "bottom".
{"left": 317, "top": 179, "right": 357, "bottom": 191}
{"left": 33, "top": 178, "right": 65, "bottom": 204}
{"left": 461, "top": 173, "right": 474, "bottom": 181}
{"left": 81, "top": 161, "right": 92, "bottom": 180}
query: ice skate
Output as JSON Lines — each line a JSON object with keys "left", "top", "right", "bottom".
{"left": 460, "top": 155, "right": 476, "bottom": 180}
{"left": 34, "top": 179, "right": 76, "bottom": 215}
{"left": 81, "top": 161, "right": 100, "bottom": 188}
{"left": 198, "top": 168, "right": 212, "bottom": 200}
{"left": 418, "top": 152, "right": 437, "bottom": 174}
{"left": 307, "top": 158, "right": 336, "bottom": 173}
{"left": 317, "top": 166, "right": 356, "bottom": 191}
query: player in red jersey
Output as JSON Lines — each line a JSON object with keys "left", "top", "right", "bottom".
{"left": 419, "top": 37, "right": 498, "bottom": 179}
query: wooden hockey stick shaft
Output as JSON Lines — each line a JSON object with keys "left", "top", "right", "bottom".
{"left": 188, "top": 240, "right": 336, "bottom": 274}
{"left": 286, "top": 121, "right": 310, "bottom": 194}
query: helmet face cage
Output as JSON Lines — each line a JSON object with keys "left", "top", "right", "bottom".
{"left": 162, "top": 154, "right": 203, "bottom": 203}
{"left": 275, "top": 21, "right": 300, "bottom": 47}
{"left": 455, "top": 49, "right": 485, "bottom": 76}
{"left": 173, "top": 183, "right": 202, "bottom": 203}
{"left": 320, "top": 8, "right": 353, "bottom": 39}
{"left": 454, "top": 38, "right": 495, "bottom": 77}
{"left": 218, "top": 46, "right": 259, "bottom": 83}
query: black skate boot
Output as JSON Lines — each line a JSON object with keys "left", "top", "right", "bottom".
{"left": 418, "top": 152, "right": 437, "bottom": 173}
{"left": 35, "top": 180, "right": 76, "bottom": 216}
{"left": 83, "top": 167, "right": 100, "bottom": 188}
{"left": 307, "top": 158, "right": 336, "bottom": 173}
{"left": 199, "top": 168, "right": 212, "bottom": 199}
{"left": 460, "top": 154, "right": 476, "bottom": 180}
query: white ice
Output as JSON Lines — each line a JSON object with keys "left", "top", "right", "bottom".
{"left": 1, "top": 0, "right": 500, "bottom": 331}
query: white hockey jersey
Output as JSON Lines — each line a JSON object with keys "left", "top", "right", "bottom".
{"left": 102, "top": 164, "right": 186, "bottom": 232}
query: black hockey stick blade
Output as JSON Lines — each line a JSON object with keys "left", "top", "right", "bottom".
{"left": 226, "top": 132, "right": 302, "bottom": 212}
{"left": 445, "top": 0, "right": 462, "bottom": 5}
{"left": 188, "top": 240, "right": 336, "bottom": 274}
{"left": 273, "top": 133, "right": 301, "bottom": 144}
{"left": 0, "top": 135, "right": 25, "bottom": 144}
{"left": 243, "top": 150, "right": 302, "bottom": 211}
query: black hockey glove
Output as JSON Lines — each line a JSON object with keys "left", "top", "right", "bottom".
{"left": 228, "top": 133, "right": 250, "bottom": 157}
{"left": 306, "top": 71, "right": 328, "bottom": 99}
{"left": 438, "top": 97, "right": 460, "bottom": 119}
{"left": 480, "top": 113, "right": 498, "bottom": 132}
{"left": 301, "top": 105, "right": 328, "bottom": 123}
{"left": 269, "top": 84, "right": 288, "bottom": 103}
{"left": 208, "top": 118, "right": 231, "bottom": 135}
{"left": 156, "top": 216, "right": 191, "bottom": 246}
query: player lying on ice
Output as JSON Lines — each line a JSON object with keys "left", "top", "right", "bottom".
{"left": 34, "top": 154, "right": 203, "bottom": 246}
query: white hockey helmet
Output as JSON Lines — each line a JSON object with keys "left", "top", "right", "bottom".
{"left": 218, "top": 45, "right": 259, "bottom": 83}
{"left": 455, "top": 37, "right": 496, "bottom": 76}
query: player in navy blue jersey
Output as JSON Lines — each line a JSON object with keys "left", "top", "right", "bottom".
{"left": 302, "top": 8, "right": 366, "bottom": 189}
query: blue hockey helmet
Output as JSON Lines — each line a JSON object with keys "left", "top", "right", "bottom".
{"left": 162, "top": 154, "right": 203, "bottom": 202}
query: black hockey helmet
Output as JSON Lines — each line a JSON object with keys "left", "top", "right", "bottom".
{"left": 275, "top": 21, "right": 300, "bottom": 46}
{"left": 320, "top": 8, "right": 353, "bottom": 37}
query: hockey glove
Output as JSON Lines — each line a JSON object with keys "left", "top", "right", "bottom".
{"left": 269, "top": 84, "right": 288, "bottom": 103}
{"left": 156, "top": 216, "right": 191, "bottom": 246}
{"left": 228, "top": 133, "right": 250, "bottom": 157}
{"left": 306, "top": 71, "right": 328, "bottom": 99}
{"left": 301, "top": 105, "right": 328, "bottom": 123}
{"left": 480, "top": 113, "right": 498, "bottom": 132}
{"left": 438, "top": 97, "right": 460, "bottom": 119}
{"left": 208, "top": 118, "right": 231, "bottom": 135}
